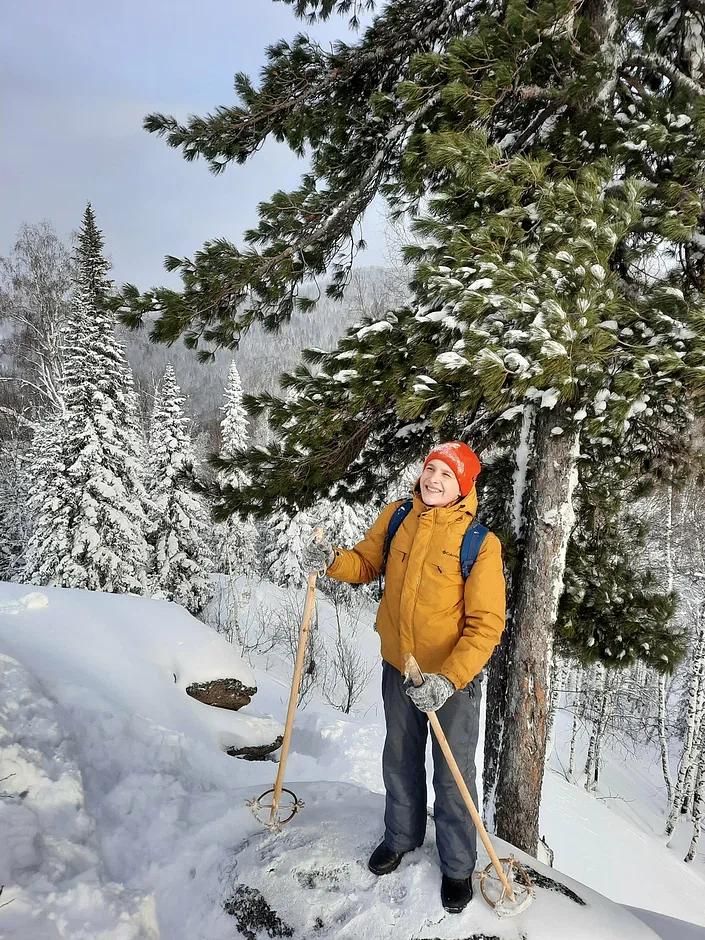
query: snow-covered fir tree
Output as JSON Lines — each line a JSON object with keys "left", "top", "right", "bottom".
{"left": 0, "top": 435, "right": 32, "bottom": 580}
{"left": 147, "top": 365, "right": 213, "bottom": 614}
{"left": 213, "top": 362, "right": 258, "bottom": 575}
{"left": 316, "top": 494, "right": 371, "bottom": 607}
{"left": 22, "top": 205, "right": 149, "bottom": 594}
{"left": 122, "top": 1, "right": 705, "bottom": 855}
{"left": 261, "top": 506, "right": 313, "bottom": 591}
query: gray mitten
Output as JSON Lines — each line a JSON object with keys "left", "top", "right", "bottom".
{"left": 406, "top": 673, "right": 455, "bottom": 712}
{"left": 303, "top": 530, "right": 334, "bottom": 574}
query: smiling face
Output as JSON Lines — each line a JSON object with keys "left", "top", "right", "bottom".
{"left": 419, "top": 459, "right": 461, "bottom": 507}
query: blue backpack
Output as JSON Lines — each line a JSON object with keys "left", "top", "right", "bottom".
{"left": 380, "top": 498, "right": 489, "bottom": 583}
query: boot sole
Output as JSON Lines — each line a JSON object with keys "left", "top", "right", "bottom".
{"left": 368, "top": 854, "right": 405, "bottom": 876}
{"left": 442, "top": 900, "right": 471, "bottom": 914}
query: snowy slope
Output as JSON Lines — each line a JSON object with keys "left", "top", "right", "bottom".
{"left": 542, "top": 758, "right": 705, "bottom": 928}
{"left": 0, "top": 581, "right": 703, "bottom": 939}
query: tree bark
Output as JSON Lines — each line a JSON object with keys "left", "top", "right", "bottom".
{"left": 685, "top": 727, "right": 705, "bottom": 863}
{"left": 494, "top": 408, "right": 580, "bottom": 854}
{"left": 666, "top": 613, "right": 705, "bottom": 839}
{"left": 590, "top": 668, "right": 613, "bottom": 791}
{"left": 483, "top": 632, "right": 512, "bottom": 827}
{"left": 545, "top": 654, "right": 567, "bottom": 766}
{"left": 568, "top": 665, "right": 583, "bottom": 781}
{"left": 657, "top": 482, "right": 675, "bottom": 801}
{"left": 658, "top": 673, "right": 673, "bottom": 806}
{"left": 483, "top": 405, "right": 535, "bottom": 825}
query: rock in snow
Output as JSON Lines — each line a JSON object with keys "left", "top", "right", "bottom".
{"left": 187, "top": 677, "right": 257, "bottom": 711}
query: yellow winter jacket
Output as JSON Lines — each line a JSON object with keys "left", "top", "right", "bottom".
{"left": 326, "top": 487, "right": 506, "bottom": 689}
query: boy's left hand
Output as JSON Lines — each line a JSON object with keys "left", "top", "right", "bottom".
{"left": 405, "top": 673, "right": 455, "bottom": 712}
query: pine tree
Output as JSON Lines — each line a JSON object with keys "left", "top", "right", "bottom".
{"left": 556, "top": 475, "right": 683, "bottom": 671}
{"left": 214, "top": 362, "right": 258, "bottom": 574}
{"left": 147, "top": 365, "right": 214, "bottom": 614}
{"left": 121, "top": 2, "right": 705, "bottom": 853}
{"left": 23, "top": 206, "right": 149, "bottom": 594}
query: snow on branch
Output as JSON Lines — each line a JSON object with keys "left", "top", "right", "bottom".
{"left": 627, "top": 52, "right": 705, "bottom": 97}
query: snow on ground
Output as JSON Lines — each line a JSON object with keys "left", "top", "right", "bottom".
{"left": 542, "top": 757, "right": 705, "bottom": 928}
{"left": 0, "top": 579, "right": 704, "bottom": 939}
{"left": 226, "top": 781, "right": 654, "bottom": 940}
{"left": 542, "top": 707, "right": 705, "bottom": 928}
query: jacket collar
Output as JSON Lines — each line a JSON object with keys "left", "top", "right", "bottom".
{"left": 412, "top": 482, "right": 478, "bottom": 520}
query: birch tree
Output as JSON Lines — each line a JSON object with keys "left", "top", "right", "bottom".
{"left": 0, "top": 221, "right": 71, "bottom": 422}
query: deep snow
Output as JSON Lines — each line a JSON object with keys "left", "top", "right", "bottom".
{"left": 0, "top": 580, "right": 704, "bottom": 939}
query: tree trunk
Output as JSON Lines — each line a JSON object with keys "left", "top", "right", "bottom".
{"left": 483, "top": 405, "right": 535, "bottom": 825}
{"left": 591, "top": 671, "right": 613, "bottom": 790}
{"left": 584, "top": 664, "right": 608, "bottom": 791}
{"left": 658, "top": 673, "right": 673, "bottom": 806}
{"left": 494, "top": 408, "right": 580, "bottom": 854}
{"left": 666, "top": 615, "right": 705, "bottom": 839}
{"left": 657, "top": 483, "right": 675, "bottom": 800}
{"left": 568, "top": 665, "right": 583, "bottom": 781}
{"left": 545, "top": 654, "right": 567, "bottom": 766}
{"left": 483, "top": 633, "right": 512, "bottom": 827}
{"left": 685, "top": 728, "right": 705, "bottom": 863}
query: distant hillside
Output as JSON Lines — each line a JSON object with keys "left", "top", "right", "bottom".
{"left": 120, "top": 266, "right": 408, "bottom": 447}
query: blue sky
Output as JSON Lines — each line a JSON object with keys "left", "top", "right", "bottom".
{"left": 2, "top": 1, "right": 389, "bottom": 286}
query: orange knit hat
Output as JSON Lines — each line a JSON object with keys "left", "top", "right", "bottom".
{"left": 423, "top": 441, "right": 481, "bottom": 497}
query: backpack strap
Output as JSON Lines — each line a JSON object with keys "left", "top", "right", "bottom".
{"left": 380, "top": 499, "right": 414, "bottom": 579}
{"left": 379, "top": 502, "right": 489, "bottom": 588}
{"left": 460, "top": 522, "right": 489, "bottom": 579}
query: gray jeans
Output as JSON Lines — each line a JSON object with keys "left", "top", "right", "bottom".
{"left": 381, "top": 660, "right": 481, "bottom": 879}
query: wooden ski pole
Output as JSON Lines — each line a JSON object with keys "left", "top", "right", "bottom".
{"left": 404, "top": 654, "right": 515, "bottom": 901}
{"left": 269, "top": 558, "right": 320, "bottom": 824}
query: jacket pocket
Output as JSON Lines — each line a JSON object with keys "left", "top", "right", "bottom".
{"left": 428, "top": 553, "right": 462, "bottom": 582}
{"left": 390, "top": 546, "right": 408, "bottom": 564}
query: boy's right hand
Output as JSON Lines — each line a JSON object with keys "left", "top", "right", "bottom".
{"left": 303, "top": 529, "right": 334, "bottom": 574}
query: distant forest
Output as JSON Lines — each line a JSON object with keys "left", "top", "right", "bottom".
{"left": 122, "top": 264, "right": 408, "bottom": 451}
{"left": 0, "top": 218, "right": 408, "bottom": 454}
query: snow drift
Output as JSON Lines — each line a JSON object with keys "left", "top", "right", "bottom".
{"left": 0, "top": 582, "right": 696, "bottom": 938}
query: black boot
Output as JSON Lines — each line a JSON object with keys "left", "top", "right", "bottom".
{"left": 441, "top": 874, "right": 473, "bottom": 913}
{"left": 368, "top": 841, "right": 406, "bottom": 876}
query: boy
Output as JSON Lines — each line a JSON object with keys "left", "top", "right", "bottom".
{"left": 304, "top": 441, "right": 505, "bottom": 913}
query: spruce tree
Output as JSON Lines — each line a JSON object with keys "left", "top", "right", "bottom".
{"left": 316, "top": 493, "right": 371, "bottom": 607}
{"left": 147, "top": 365, "right": 214, "bottom": 614}
{"left": 0, "top": 435, "right": 33, "bottom": 580}
{"left": 261, "top": 506, "right": 314, "bottom": 590}
{"left": 121, "top": 2, "right": 705, "bottom": 853}
{"left": 23, "top": 206, "right": 149, "bottom": 594}
{"left": 214, "top": 362, "right": 258, "bottom": 574}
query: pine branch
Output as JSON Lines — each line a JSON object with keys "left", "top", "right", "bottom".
{"left": 145, "top": 0, "right": 474, "bottom": 171}
{"left": 277, "top": 0, "right": 376, "bottom": 24}
{"left": 127, "top": 109, "right": 434, "bottom": 349}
